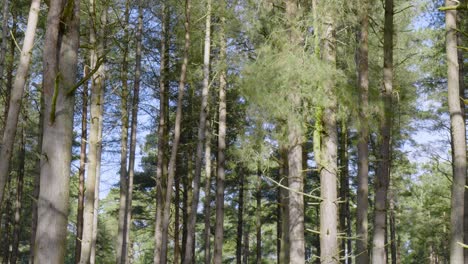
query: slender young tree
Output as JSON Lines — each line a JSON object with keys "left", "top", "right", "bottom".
{"left": 158, "top": 0, "right": 192, "bottom": 262}
{"left": 34, "top": 0, "right": 80, "bottom": 262}
{"left": 124, "top": 1, "right": 143, "bottom": 261}
{"left": 372, "top": 0, "right": 394, "bottom": 262}
{"left": 116, "top": 0, "right": 131, "bottom": 262}
{"left": 184, "top": 0, "right": 212, "bottom": 261}
{"left": 236, "top": 169, "right": 244, "bottom": 264}
{"left": 356, "top": 0, "right": 370, "bottom": 263}
{"left": 153, "top": 3, "right": 170, "bottom": 263}
{"left": 0, "top": 0, "right": 10, "bottom": 99}
{"left": 75, "top": 65, "right": 89, "bottom": 264}
{"left": 79, "top": 0, "right": 106, "bottom": 261}
{"left": 0, "top": 0, "right": 41, "bottom": 214}
{"left": 203, "top": 116, "right": 213, "bottom": 264}
{"left": 444, "top": 0, "right": 467, "bottom": 263}
{"left": 213, "top": 4, "right": 227, "bottom": 262}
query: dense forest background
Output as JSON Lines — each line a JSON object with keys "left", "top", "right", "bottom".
{"left": 0, "top": 0, "right": 466, "bottom": 263}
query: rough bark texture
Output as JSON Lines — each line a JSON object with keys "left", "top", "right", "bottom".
{"left": 372, "top": 0, "right": 393, "bottom": 262}
{"left": 159, "top": 0, "right": 191, "bottom": 262}
{"left": 320, "top": 4, "right": 339, "bottom": 264}
{"left": 445, "top": 1, "right": 466, "bottom": 263}
{"left": 34, "top": 0, "right": 80, "bottom": 262}
{"left": 0, "top": 0, "right": 41, "bottom": 214}
{"left": 183, "top": 0, "right": 212, "bottom": 261}
{"left": 116, "top": 1, "right": 130, "bottom": 262}
{"left": 153, "top": 4, "right": 170, "bottom": 263}
{"left": 356, "top": 0, "right": 370, "bottom": 263}
{"left": 76, "top": 65, "right": 89, "bottom": 264}
{"left": 213, "top": 9, "right": 227, "bottom": 264}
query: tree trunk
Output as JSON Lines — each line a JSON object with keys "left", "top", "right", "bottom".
{"left": 153, "top": 3, "right": 170, "bottom": 263}
{"left": 0, "top": 0, "right": 9, "bottom": 110}
{"left": 389, "top": 193, "right": 397, "bottom": 264}
{"left": 75, "top": 65, "right": 89, "bottom": 264}
{"left": 372, "top": 0, "right": 393, "bottom": 263}
{"left": 124, "top": 1, "right": 143, "bottom": 262}
{"left": 279, "top": 149, "right": 290, "bottom": 264}
{"left": 29, "top": 81, "right": 43, "bottom": 264}
{"left": 79, "top": 0, "right": 106, "bottom": 262}
{"left": 34, "top": 0, "right": 80, "bottom": 262}
{"left": 284, "top": 1, "right": 305, "bottom": 263}
{"left": 356, "top": 0, "right": 370, "bottom": 263}
{"left": 10, "top": 124, "right": 25, "bottom": 264}
{"left": 174, "top": 172, "right": 181, "bottom": 264}
{"left": 159, "top": 0, "right": 191, "bottom": 262}
{"left": 339, "top": 121, "right": 350, "bottom": 264}
{"left": 445, "top": 1, "right": 467, "bottom": 263}
{"left": 256, "top": 166, "right": 262, "bottom": 263}
{"left": 0, "top": 0, "right": 41, "bottom": 215}
{"left": 213, "top": 7, "right": 227, "bottom": 263}
{"left": 204, "top": 117, "right": 212, "bottom": 264}
{"left": 236, "top": 170, "right": 244, "bottom": 264}
{"left": 184, "top": 0, "right": 212, "bottom": 261}
{"left": 319, "top": 3, "right": 339, "bottom": 264}
{"left": 116, "top": 0, "right": 130, "bottom": 262}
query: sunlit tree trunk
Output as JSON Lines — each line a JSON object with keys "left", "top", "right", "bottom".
{"left": 372, "top": 0, "right": 393, "bottom": 262}
{"left": 34, "top": 0, "right": 80, "bottom": 262}
{"left": 0, "top": 0, "right": 41, "bottom": 215}
{"left": 444, "top": 1, "right": 467, "bottom": 263}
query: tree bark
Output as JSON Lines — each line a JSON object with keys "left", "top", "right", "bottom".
{"left": 236, "top": 170, "right": 244, "bottom": 264}
{"left": 0, "top": 0, "right": 41, "bottom": 215}
{"left": 79, "top": 0, "right": 106, "bottom": 262}
{"left": 339, "top": 121, "right": 350, "bottom": 264}
{"left": 445, "top": 1, "right": 467, "bottom": 263}
{"left": 356, "top": 0, "right": 370, "bottom": 263}
{"left": 279, "top": 149, "right": 289, "bottom": 264}
{"left": 153, "top": 3, "right": 170, "bottom": 263}
{"left": 34, "top": 0, "right": 80, "bottom": 262}
{"left": 10, "top": 125, "right": 25, "bottom": 264}
{"left": 159, "top": 0, "right": 191, "bottom": 262}
{"left": 256, "top": 166, "right": 262, "bottom": 263}
{"left": 75, "top": 65, "right": 89, "bottom": 264}
{"left": 183, "top": 0, "right": 212, "bottom": 261}
{"left": 29, "top": 81, "right": 43, "bottom": 264}
{"left": 213, "top": 7, "right": 227, "bottom": 263}
{"left": 116, "top": 0, "right": 130, "bottom": 262}
{"left": 284, "top": 1, "right": 305, "bottom": 263}
{"left": 0, "top": 0, "right": 10, "bottom": 109}
{"left": 203, "top": 117, "right": 212, "bottom": 264}
{"left": 372, "top": 0, "right": 393, "bottom": 263}
{"left": 124, "top": 1, "right": 143, "bottom": 262}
